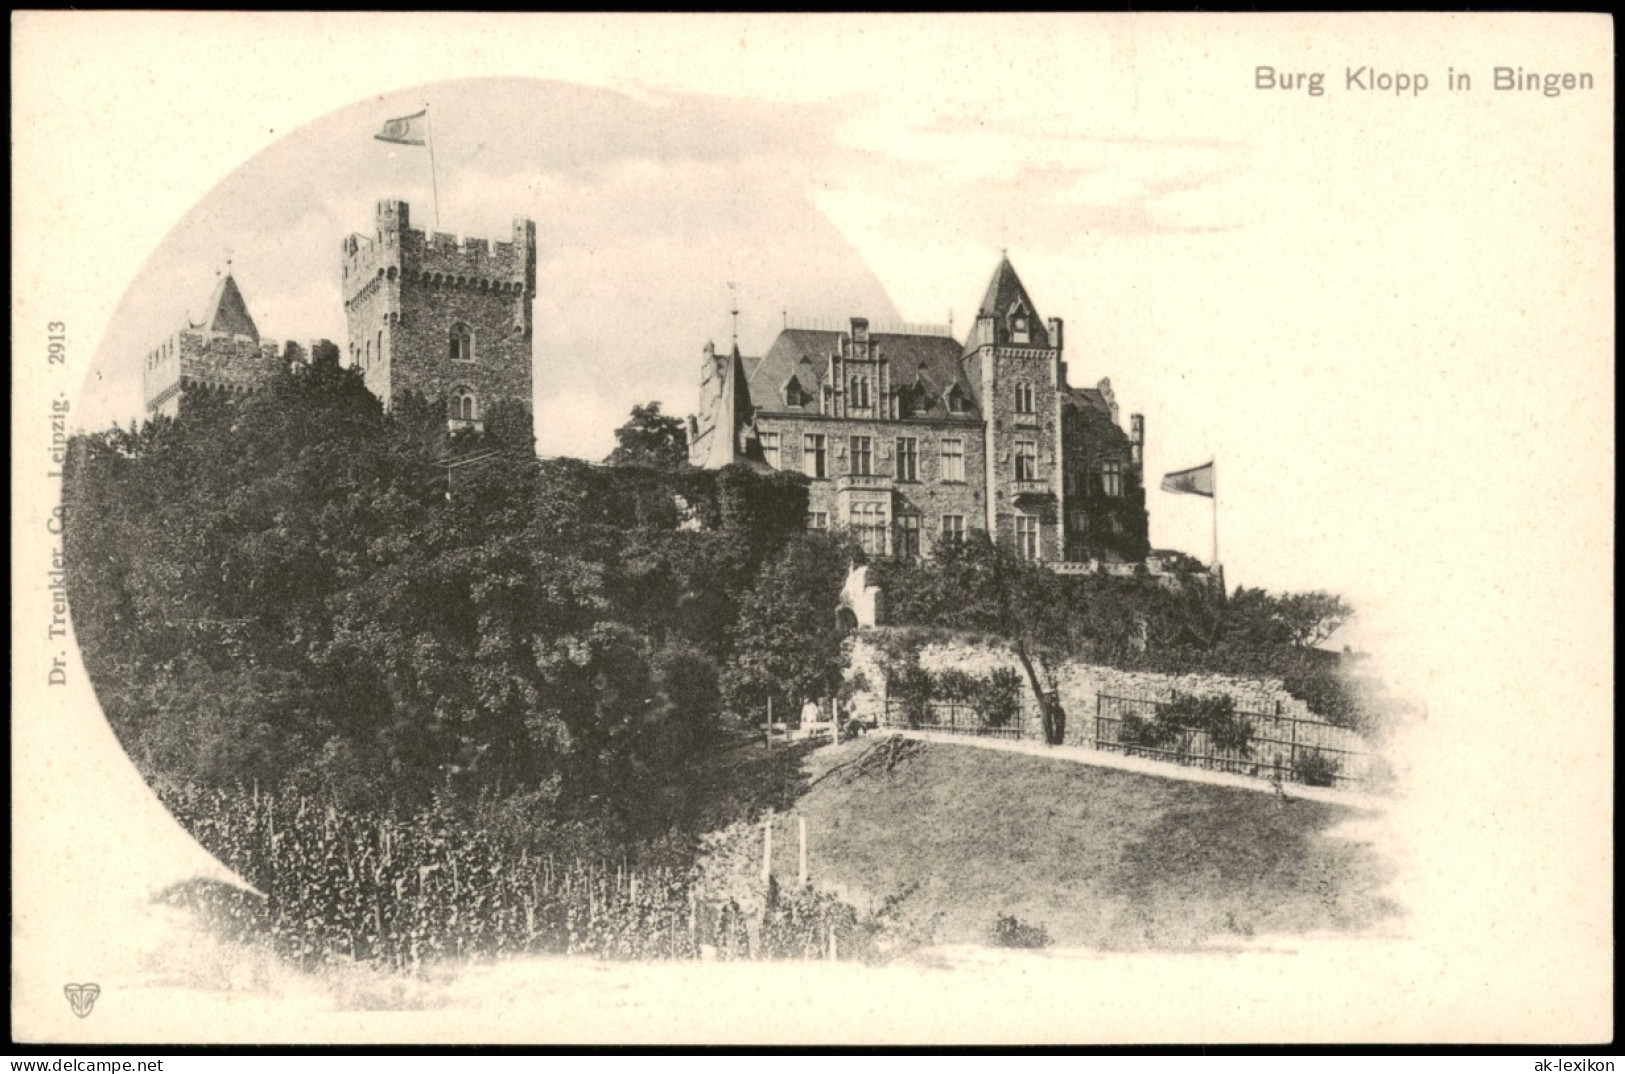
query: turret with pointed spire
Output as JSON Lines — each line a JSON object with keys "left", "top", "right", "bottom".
{"left": 142, "top": 268, "right": 327, "bottom": 420}
{"left": 964, "top": 253, "right": 1052, "bottom": 353}
{"left": 688, "top": 336, "right": 768, "bottom": 470}
{"left": 196, "top": 271, "right": 260, "bottom": 341}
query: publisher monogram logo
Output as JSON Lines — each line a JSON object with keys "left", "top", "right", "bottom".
{"left": 63, "top": 983, "right": 100, "bottom": 1018}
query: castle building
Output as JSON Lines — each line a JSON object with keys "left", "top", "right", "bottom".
{"left": 142, "top": 270, "right": 334, "bottom": 419}
{"left": 144, "top": 199, "right": 538, "bottom": 445}
{"left": 688, "top": 256, "right": 1149, "bottom": 564}
{"left": 342, "top": 199, "right": 537, "bottom": 442}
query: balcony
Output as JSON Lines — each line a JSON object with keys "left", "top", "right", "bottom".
{"left": 1010, "top": 478, "right": 1053, "bottom": 500}
{"left": 447, "top": 418, "right": 485, "bottom": 434}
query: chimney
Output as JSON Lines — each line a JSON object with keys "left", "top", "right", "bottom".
{"left": 1130, "top": 413, "right": 1145, "bottom": 466}
{"left": 1048, "top": 317, "right": 1063, "bottom": 351}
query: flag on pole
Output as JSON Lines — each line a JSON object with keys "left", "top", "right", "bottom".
{"left": 1161, "top": 461, "right": 1215, "bottom": 498}
{"left": 375, "top": 110, "right": 428, "bottom": 146}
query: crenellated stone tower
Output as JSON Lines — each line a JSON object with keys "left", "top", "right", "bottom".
{"left": 341, "top": 199, "right": 537, "bottom": 443}
{"left": 142, "top": 270, "right": 335, "bottom": 420}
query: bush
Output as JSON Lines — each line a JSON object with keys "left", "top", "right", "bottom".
{"left": 989, "top": 913, "right": 1052, "bottom": 949}
{"left": 1163, "top": 693, "right": 1253, "bottom": 756}
{"left": 975, "top": 668, "right": 1024, "bottom": 729}
{"left": 890, "top": 664, "right": 935, "bottom": 728}
{"left": 932, "top": 669, "right": 980, "bottom": 702}
{"left": 1119, "top": 711, "right": 1178, "bottom": 750}
{"left": 1291, "top": 749, "right": 1342, "bottom": 787}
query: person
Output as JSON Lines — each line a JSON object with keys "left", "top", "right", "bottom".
{"left": 836, "top": 698, "right": 861, "bottom": 740}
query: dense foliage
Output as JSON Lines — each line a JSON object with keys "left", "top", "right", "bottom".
{"left": 872, "top": 534, "right": 1401, "bottom": 736}
{"left": 875, "top": 646, "right": 1025, "bottom": 733}
{"left": 1119, "top": 693, "right": 1252, "bottom": 756}
{"left": 62, "top": 366, "right": 850, "bottom": 836}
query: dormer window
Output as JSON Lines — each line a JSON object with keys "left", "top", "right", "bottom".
{"left": 784, "top": 377, "right": 808, "bottom": 408}
{"left": 849, "top": 375, "right": 871, "bottom": 410}
{"left": 1012, "top": 316, "right": 1030, "bottom": 344}
{"left": 449, "top": 322, "right": 474, "bottom": 362}
{"left": 947, "top": 386, "right": 968, "bottom": 414}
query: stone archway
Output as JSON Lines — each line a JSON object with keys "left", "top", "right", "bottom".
{"left": 837, "top": 564, "right": 881, "bottom": 630}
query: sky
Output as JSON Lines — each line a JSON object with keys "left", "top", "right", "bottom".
{"left": 14, "top": 14, "right": 1616, "bottom": 1041}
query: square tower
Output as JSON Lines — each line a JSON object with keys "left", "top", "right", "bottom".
{"left": 964, "top": 256, "right": 1067, "bottom": 562}
{"left": 342, "top": 199, "right": 537, "bottom": 445}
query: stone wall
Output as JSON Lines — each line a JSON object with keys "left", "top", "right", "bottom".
{"left": 844, "top": 631, "right": 1368, "bottom": 756}
{"left": 146, "top": 329, "right": 282, "bottom": 417}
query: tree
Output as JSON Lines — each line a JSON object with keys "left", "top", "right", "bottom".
{"left": 910, "top": 532, "right": 1074, "bottom": 745}
{"left": 1222, "top": 587, "right": 1353, "bottom": 651}
{"left": 724, "top": 531, "right": 855, "bottom": 718}
{"left": 1275, "top": 590, "right": 1355, "bottom": 649}
{"left": 605, "top": 402, "right": 689, "bottom": 470}
{"left": 1219, "top": 586, "right": 1294, "bottom": 649}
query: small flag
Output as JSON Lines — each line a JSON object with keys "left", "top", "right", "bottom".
{"left": 375, "top": 110, "right": 428, "bottom": 146}
{"left": 1161, "top": 461, "right": 1215, "bottom": 497}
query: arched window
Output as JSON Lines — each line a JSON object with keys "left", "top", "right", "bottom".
{"left": 364, "top": 339, "right": 372, "bottom": 369}
{"left": 449, "top": 322, "right": 475, "bottom": 362}
{"left": 376, "top": 330, "right": 384, "bottom": 366}
{"left": 452, "top": 388, "right": 477, "bottom": 422}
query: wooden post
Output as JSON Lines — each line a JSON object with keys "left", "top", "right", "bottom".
{"left": 762, "top": 811, "right": 774, "bottom": 883}
{"left": 1289, "top": 714, "right": 1299, "bottom": 782}
{"left": 798, "top": 816, "right": 808, "bottom": 888}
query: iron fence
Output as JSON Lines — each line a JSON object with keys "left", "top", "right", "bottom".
{"left": 880, "top": 698, "right": 1029, "bottom": 740}
{"left": 1093, "top": 691, "right": 1372, "bottom": 789}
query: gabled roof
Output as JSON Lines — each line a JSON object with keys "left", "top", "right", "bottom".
{"left": 963, "top": 255, "right": 1050, "bottom": 353}
{"left": 200, "top": 273, "right": 260, "bottom": 341}
{"left": 750, "top": 328, "right": 980, "bottom": 418}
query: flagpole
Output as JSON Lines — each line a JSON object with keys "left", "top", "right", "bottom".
{"left": 424, "top": 103, "right": 442, "bottom": 229}
{"left": 1211, "top": 454, "right": 1220, "bottom": 568}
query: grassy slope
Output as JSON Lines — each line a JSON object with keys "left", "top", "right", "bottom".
{"left": 783, "top": 737, "right": 1399, "bottom": 951}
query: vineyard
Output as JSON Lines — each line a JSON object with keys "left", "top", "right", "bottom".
{"left": 160, "top": 784, "right": 882, "bottom": 974}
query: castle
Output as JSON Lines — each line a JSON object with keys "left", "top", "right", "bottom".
{"left": 139, "top": 206, "right": 1151, "bottom": 568}
{"left": 141, "top": 271, "right": 327, "bottom": 418}
{"left": 144, "top": 199, "right": 537, "bottom": 444}
{"left": 688, "top": 256, "right": 1150, "bottom": 565}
